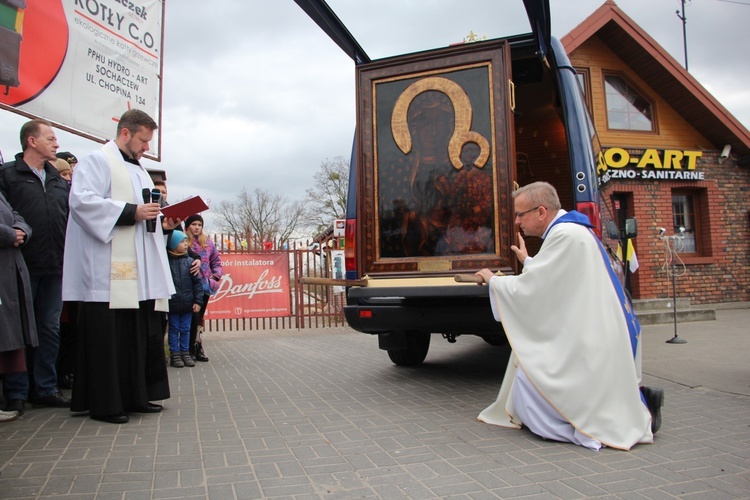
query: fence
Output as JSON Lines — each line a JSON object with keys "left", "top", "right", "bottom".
{"left": 203, "top": 235, "right": 346, "bottom": 332}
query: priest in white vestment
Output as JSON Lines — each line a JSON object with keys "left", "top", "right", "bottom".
{"left": 63, "top": 110, "right": 179, "bottom": 424}
{"left": 475, "top": 181, "right": 662, "bottom": 451}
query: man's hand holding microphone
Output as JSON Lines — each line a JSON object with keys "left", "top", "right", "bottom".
{"left": 136, "top": 188, "right": 182, "bottom": 231}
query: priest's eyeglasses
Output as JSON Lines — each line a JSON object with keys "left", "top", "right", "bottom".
{"left": 515, "top": 206, "right": 541, "bottom": 219}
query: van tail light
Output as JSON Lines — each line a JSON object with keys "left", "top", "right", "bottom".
{"left": 344, "top": 218, "right": 357, "bottom": 273}
{"left": 576, "top": 201, "right": 601, "bottom": 239}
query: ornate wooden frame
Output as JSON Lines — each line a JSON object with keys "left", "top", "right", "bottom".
{"left": 356, "top": 40, "right": 516, "bottom": 276}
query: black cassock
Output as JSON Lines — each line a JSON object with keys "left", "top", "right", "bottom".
{"left": 71, "top": 300, "right": 169, "bottom": 417}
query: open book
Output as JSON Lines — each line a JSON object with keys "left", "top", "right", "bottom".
{"left": 160, "top": 195, "right": 209, "bottom": 221}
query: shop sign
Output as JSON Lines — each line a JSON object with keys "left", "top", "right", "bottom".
{"left": 0, "top": 0, "right": 165, "bottom": 159}
{"left": 598, "top": 148, "right": 705, "bottom": 183}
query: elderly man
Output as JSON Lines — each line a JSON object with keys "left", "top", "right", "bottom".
{"left": 0, "top": 119, "right": 71, "bottom": 414}
{"left": 475, "top": 181, "right": 663, "bottom": 451}
{"left": 63, "top": 109, "right": 181, "bottom": 424}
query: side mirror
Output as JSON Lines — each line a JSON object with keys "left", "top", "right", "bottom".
{"left": 624, "top": 217, "right": 638, "bottom": 239}
{"left": 605, "top": 220, "right": 619, "bottom": 239}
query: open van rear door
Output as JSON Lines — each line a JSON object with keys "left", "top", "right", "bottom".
{"left": 523, "top": 0, "right": 552, "bottom": 61}
{"left": 294, "top": 0, "right": 551, "bottom": 65}
{"left": 293, "top": 0, "right": 370, "bottom": 64}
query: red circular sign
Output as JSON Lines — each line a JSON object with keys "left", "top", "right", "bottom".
{"left": 0, "top": 0, "right": 68, "bottom": 106}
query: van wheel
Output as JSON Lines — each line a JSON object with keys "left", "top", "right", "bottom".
{"left": 387, "top": 331, "right": 430, "bottom": 366}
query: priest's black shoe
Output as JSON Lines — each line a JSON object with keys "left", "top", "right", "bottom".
{"left": 91, "top": 414, "right": 129, "bottom": 424}
{"left": 641, "top": 386, "right": 664, "bottom": 434}
{"left": 32, "top": 391, "right": 71, "bottom": 408}
{"left": 127, "top": 403, "right": 163, "bottom": 413}
{"left": 194, "top": 352, "right": 209, "bottom": 362}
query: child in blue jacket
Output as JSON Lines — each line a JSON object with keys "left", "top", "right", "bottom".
{"left": 167, "top": 231, "right": 203, "bottom": 367}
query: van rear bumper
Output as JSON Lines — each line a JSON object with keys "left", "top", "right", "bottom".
{"left": 343, "top": 285, "right": 501, "bottom": 335}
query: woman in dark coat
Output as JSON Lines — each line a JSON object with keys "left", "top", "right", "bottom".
{"left": 0, "top": 190, "right": 38, "bottom": 421}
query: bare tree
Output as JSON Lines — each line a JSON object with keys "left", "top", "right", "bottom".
{"left": 213, "top": 188, "right": 306, "bottom": 246}
{"left": 305, "top": 156, "right": 349, "bottom": 234}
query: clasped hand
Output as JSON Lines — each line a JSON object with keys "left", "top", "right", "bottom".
{"left": 14, "top": 229, "right": 26, "bottom": 247}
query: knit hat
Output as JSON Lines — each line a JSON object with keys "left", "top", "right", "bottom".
{"left": 56, "top": 151, "right": 77, "bottom": 164}
{"left": 184, "top": 214, "right": 203, "bottom": 229}
{"left": 168, "top": 230, "right": 188, "bottom": 251}
{"left": 55, "top": 158, "right": 71, "bottom": 173}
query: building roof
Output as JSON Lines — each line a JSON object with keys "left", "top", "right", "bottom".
{"left": 561, "top": 0, "right": 750, "bottom": 161}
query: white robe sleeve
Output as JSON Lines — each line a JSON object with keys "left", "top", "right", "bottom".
{"left": 68, "top": 150, "right": 124, "bottom": 244}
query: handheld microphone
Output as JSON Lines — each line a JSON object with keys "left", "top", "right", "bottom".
{"left": 151, "top": 188, "right": 162, "bottom": 205}
{"left": 142, "top": 188, "right": 157, "bottom": 232}
{"left": 150, "top": 188, "right": 162, "bottom": 231}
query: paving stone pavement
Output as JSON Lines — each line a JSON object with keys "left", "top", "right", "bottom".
{"left": 0, "top": 309, "right": 748, "bottom": 499}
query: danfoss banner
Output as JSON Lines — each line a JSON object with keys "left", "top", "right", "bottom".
{"left": 0, "top": 0, "right": 164, "bottom": 158}
{"left": 204, "top": 253, "right": 291, "bottom": 320}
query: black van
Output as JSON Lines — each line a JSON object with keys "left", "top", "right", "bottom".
{"left": 296, "top": 0, "right": 603, "bottom": 365}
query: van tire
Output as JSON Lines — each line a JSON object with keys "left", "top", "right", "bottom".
{"left": 387, "top": 331, "right": 430, "bottom": 366}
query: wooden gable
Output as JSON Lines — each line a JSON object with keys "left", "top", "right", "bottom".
{"left": 570, "top": 35, "right": 711, "bottom": 151}
{"left": 561, "top": 0, "right": 750, "bottom": 159}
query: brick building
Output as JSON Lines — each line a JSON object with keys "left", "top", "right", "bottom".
{"left": 561, "top": 1, "right": 750, "bottom": 305}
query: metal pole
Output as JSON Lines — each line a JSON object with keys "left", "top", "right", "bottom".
{"left": 667, "top": 236, "right": 687, "bottom": 344}
{"left": 676, "top": 0, "right": 689, "bottom": 70}
{"left": 672, "top": 247, "right": 677, "bottom": 333}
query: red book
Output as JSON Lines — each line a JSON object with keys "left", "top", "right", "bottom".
{"left": 160, "top": 195, "right": 209, "bottom": 221}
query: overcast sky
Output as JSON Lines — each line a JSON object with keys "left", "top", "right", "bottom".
{"left": 1, "top": 0, "right": 747, "bottom": 230}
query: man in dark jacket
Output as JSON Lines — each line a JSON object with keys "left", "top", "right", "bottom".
{"left": 0, "top": 119, "right": 71, "bottom": 414}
